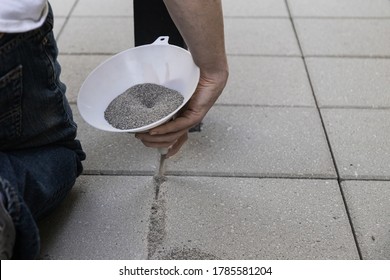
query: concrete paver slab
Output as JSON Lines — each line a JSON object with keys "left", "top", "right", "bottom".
{"left": 224, "top": 18, "right": 300, "bottom": 56}
{"left": 295, "top": 19, "right": 390, "bottom": 57}
{"left": 53, "top": 17, "right": 66, "bottom": 39}
{"left": 306, "top": 57, "right": 390, "bottom": 108}
{"left": 219, "top": 56, "right": 315, "bottom": 106}
{"left": 39, "top": 175, "right": 154, "bottom": 259}
{"left": 168, "top": 106, "right": 335, "bottom": 178}
{"left": 50, "top": 0, "right": 76, "bottom": 17}
{"left": 58, "top": 17, "right": 133, "bottom": 54}
{"left": 58, "top": 55, "right": 111, "bottom": 103}
{"left": 222, "top": 0, "right": 288, "bottom": 17}
{"left": 150, "top": 177, "right": 358, "bottom": 259}
{"left": 73, "top": 0, "right": 133, "bottom": 16}
{"left": 288, "top": 0, "right": 390, "bottom": 18}
{"left": 322, "top": 109, "right": 390, "bottom": 179}
{"left": 342, "top": 180, "right": 390, "bottom": 259}
{"left": 73, "top": 104, "right": 336, "bottom": 178}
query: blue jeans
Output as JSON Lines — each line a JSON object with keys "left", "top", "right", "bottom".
{"left": 0, "top": 6, "right": 85, "bottom": 259}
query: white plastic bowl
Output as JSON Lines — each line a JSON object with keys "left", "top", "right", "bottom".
{"left": 77, "top": 36, "right": 200, "bottom": 132}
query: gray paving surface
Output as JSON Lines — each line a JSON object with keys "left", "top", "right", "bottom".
{"left": 39, "top": 0, "right": 390, "bottom": 260}
{"left": 224, "top": 18, "right": 300, "bottom": 55}
{"left": 219, "top": 56, "right": 315, "bottom": 106}
{"left": 222, "top": 0, "right": 289, "bottom": 17}
{"left": 58, "top": 17, "right": 133, "bottom": 54}
{"left": 72, "top": 104, "right": 335, "bottom": 178}
{"left": 151, "top": 178, "right": 358, "bottom": 260}
{"left": 59, "top": 55, "right": 110, "bottom": 103}
{"left": 342, "top": 181, "right": 390, "bottom": 260}
{"left": 295, "top": 19, "right": 390, "bottom": 57}
{"left": 322, "top": 109, "right": 390, "bottom": 180}
{"left": 288, "top": 0, "right": 390, "bottom": 18}
{"left": 72, "top": 0, "right": 133, "bottom": 16}
{"left": 306, "top": 58, "right": 390, "bottom": 108}
{"left": 39, "top": 176, "right": 154, "bottom": 259}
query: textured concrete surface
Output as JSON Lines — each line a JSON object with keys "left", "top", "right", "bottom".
{"left": 53, "top": 17, "right": 66, "bottom": 38}
{"left": 224, "top": 18, "right": 300, "bottom": 55}
{"left": 50, "top": 0, "right": 76, "bottom": 17}
{"left": 58, "top": 17, "right": 134, "bottom": 54}
{"left": 219, "top": 56, "right": 315, "bottom": 106}
{"left": 59, "top": 55, "right": 110, "bottom": 103}
{"left": 167, "top": 106, "right": 336, "bottom": 178}
{"left": 222, "top": 0, "right": 289, "bottom": 17}
{"left": 322, "top": 109, "right": 390, "bottom": 180}
{"left": 307, "top": 58, "right": 390, "bottom": 108}
{"left": 36, "top": 0, "right": 390, "bottom": 260}
{"left": 72, "top": 0, "right": 133, "bottom": 16}
{"left": 39, "top": 176, "right": 154, "bottom": 259}
{"left": 288, "top": 0, "right": 390, "bottom": 17}
{"left": 150, "top": 177, "right": 358, "bottom": 259}
{"left": 73, "top": 104, "right": 336, "bottom": 178}
{"left": 295, "top": 19, "right": 390, "bottom": 56}
{"left": 342, "top": 181, "right": 390, "bottom": 260}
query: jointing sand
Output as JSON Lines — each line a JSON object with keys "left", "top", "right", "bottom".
{"left": 104, "top": 83, "right": 184, "bottom": 130}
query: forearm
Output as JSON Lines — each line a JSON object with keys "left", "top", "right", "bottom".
{"left": 163, "top": 0, "right": 228, "bottom": 76}
{"left": 137, "top": 0, "right": 229, "bottom": 156}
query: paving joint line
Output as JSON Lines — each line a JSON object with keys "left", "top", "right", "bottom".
{"left": 61, "top": 15, "right": 390, "bottom": 20}
{"left": 292, "top": 16, "right": 390, "bottom": 20}
{"left": 79, "top": 171, "right": 390, "bottom": 182}
{"left": 58, "top": 52, "right": 390, "bottom": 60}
{"left": 320, "top": 106, "right": 390, "bottom": 110}
{"left": 304, "top": 54, "right": 390, "bottom": 59}
{"left": 339, "top": 177, "right": 390, "bottom": 182}
{"left": 227, "top": 53, "right": 302, "bottom": 57}
{"left": 224, "top": 16, "right": 289, "bottom": 19}
{"left": 55, "top": 0, "right": 79, "bottom": 41}
{"left": 213, "top": 103, "right": 315, "bottom": 108}
{"left": 215, "top": 104, "right": 390, "bottom": 110}
{"left": 81, "top": 170, "right": 336, "bottom": 180}
{"left": 66, "top": 15, "right": 134, "bottom": 18}
{"left": 284, "top": 0, "right": 363, "bottom": 260}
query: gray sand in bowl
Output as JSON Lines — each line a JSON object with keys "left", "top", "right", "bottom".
{"left": 105, "top": 83, "right": 184, "bottom": 130}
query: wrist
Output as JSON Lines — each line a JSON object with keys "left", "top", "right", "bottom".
{"left": 200, "top": 67, "right": 229, "bottom": 87}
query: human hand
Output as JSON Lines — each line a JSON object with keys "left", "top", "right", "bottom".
{"left": 135, "top": 70, "right": 228, "bottom": 157}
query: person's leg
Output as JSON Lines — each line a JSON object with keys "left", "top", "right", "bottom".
{"left": 0, "top": 179, "right": 15, "bottom": 260}
{"left": 0, "top": 146, "right": 80, "bottom": 259}
{"left": 0, "top": 4, "right": 85, "bottom": 259}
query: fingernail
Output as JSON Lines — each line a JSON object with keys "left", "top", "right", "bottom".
{"left": 150, "top": 131, "right": 158, "bottom": 135}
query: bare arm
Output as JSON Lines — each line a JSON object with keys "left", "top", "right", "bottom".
{"left": 135, "top": 0, "right": 229, "bottom": 157}
{"left": 163, "top": 0, "right": 228, "bottom": 78}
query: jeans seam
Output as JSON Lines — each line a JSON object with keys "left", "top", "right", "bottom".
{"left": 0, "top": 65, "right": 23, "bottom": 139}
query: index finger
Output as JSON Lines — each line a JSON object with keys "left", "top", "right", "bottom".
{"left": 149, "top": 111, "right": 202, "bottom": 135}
